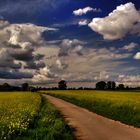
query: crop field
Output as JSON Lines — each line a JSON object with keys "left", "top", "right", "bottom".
{"left": 44, "top": 90, "right": 140, "bottom": 128}
{"left": 0, "top": 92, "right": 41, "bottom": 139}
{"left": 0, "top": 92, "right": 73, "bottom": 140}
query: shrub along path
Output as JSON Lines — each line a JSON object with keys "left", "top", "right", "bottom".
{"left": 44, "top": 95, "right": 140, "bottom": 140}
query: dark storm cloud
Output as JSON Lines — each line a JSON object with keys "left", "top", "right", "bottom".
{"left": 0, "top": 70, "right": 33, "bottom": 79}
{"left": 9, "top": 47, "right": 45, "bottom": 69}
{"left": 10, "top": 48, "right": 34, "bottom": 61}
{"left": 0, "top": 49, "right": 22, "bottom": 69}
{"left": 0, "top": 45, "right": 46, "bottom": 71}
{"left": 0, "top": 20, "right": 56, "bottom": 81}
{"left": 0, "top": 21, "right": 51, "bottom": 71}
{"left": 8, "top": 47, "right": 46, "bottom": 69}
{"left": 0, "top": 61, "right": 21, "bottom": 69}
{"left": 25, "top": 61, "right": 45, "bottom": 69}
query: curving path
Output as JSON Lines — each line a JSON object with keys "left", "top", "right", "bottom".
{"left": 44, "top": 95, "right": 140, "bottom": 140}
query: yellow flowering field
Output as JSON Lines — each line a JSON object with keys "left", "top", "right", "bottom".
{"left": 0, "top": 92, "right": 41, "bottom": 140}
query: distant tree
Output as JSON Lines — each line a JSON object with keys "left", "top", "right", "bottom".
{"left": 118, "top": 84, "right": 125, "bottom": 90}
{"left": 58, "top": 80, "right": 67, "bottom": 90}
{"left": 106, "top": 81, "right": 112, "bottom": 89}
{"left": 1, "top": 83, "right": 11, "bottom": 91}
{"left": 78, "top": 87, "right": 83, "bottom": 90}
{"left": 126, "top": 86, "right": 130, "bottom": 90}
{"left": 51, "top": 87, "right": 59, "bottom": 90}
{"left": 68, "top": 87, "right": 76, "bottom": 90}
{"left": 3, "top": 83, "right": 10, "bottom": 88}
{"left": 0, "top": 83, "right": 21, "bottom": 91}
{"left": 30, "top": 87, "right": 38, "bottom": 92}
{"left": 22, "top": 83, "right": 29, "bottom": 91}
{"left": 96, "top": 81, "right": 106, "bottom": 90}
{"left": 106, "top": 81, "right": 116, "bottom": 90}
{"left": 112, "top": 81, "right": 116, "bottom": 90}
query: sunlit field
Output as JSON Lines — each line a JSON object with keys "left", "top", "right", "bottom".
{"left": 0, "top": 92, "right": 74, "bottom": 140}
{"left": 0, "top": 92, "right": 41, "bottom": 139}
{"left": 44, "top": 90, "right": 140, "bottom": 128}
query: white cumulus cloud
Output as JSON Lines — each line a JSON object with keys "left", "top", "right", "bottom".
{"left": 73, "top": 7, "right": 101, "bottom": 16}
{"left": 88, "top": 2, "right": 140, "bottom": 40}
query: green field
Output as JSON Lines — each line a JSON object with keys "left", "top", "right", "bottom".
{"left": 0, "top": 92, "right": 74, "bottom": 140}
{"left": 44, "top": 90, "right": 140, "bottom": 128}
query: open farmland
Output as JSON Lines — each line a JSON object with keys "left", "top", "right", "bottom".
{"left": 0, "top": 92, "right": 74, "bottom": 140}
{"left": 0, "top": 92, "right": 41, "bottom": 139}
{"left": 44, "top": 90, "right": 140, "bottom": 128}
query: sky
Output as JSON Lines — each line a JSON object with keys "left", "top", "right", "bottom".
{"left": 0, "top": 0, "right": 140, "bottom": 87}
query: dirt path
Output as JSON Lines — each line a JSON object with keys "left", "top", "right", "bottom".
{"left": 44, "top": 95, "right": 140, "bottom": 140}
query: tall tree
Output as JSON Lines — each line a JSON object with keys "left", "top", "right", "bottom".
{"left": 118, "top": 84, "right": 125, "bottom": 90}
{"left": 106, "top": 81, "right": 116, "bottom": 90}
{"left": 58, "top": 80, "right": 67, "bottom": 90}
{"left": 112, "top": 81, "right": 116, "bottom": 89}
{"left": 22, "top": 83, "right": 29, "bottom": 91}
{"left": 106, "top": 81, "right": 112, "bottom": 89}
{"left": 96, "top": 81, "right": 106, "bottom": 90}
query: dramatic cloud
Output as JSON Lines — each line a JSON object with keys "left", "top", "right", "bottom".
{"left": 28, "top": 36, "right": 133, "bottom": 86}
{"left": 7, "top": 23, "right": 56, "bottom": 45}
{"left": 0, "top": 20, "right": 57, "bottom": 80}
{"left": 0, "top": 1, "right": 139, "bottom": 87}
{"left": 0, "top": 70, "right": 33, "bottom": 79}
{"left": 88, "top": 2, "right": 140, "bottom": 40}
{"left": 0, "top": 48, "right": 21, "bottom": 69}
{"left": 52, "top": 42, "right": 132, "bottom": 83}
{"left": 73, "top": 7, "right": 101, "bottom": 16}
{"left": 0, "top": 19, "right": 135, "bottom": 86}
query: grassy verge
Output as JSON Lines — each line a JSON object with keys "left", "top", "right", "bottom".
{"left": 14, "top": 96, "right": 74, "bottom": 140}
{"left": 43, "top": 90, "right": 140, "bottom": 128}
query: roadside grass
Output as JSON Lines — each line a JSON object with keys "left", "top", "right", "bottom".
{"left": 43, "top": 90, "right": 140, "bottom": 128}
{"left": 0, "top": 92, "right": 74, "bottom": 140}
{"left": 14, "top": 96, "right": 74, "bottom": 140}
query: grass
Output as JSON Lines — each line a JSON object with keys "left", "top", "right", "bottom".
{"left": 14, "top": 96, "right": 74, "bottom": 140}
{"left": 0, "top": 92, "right": 74, "bottom": 140}
{"left": 42, "top": 90, "right": 140, "bottom": 128}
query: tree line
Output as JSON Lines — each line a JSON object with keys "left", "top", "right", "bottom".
{"left": 95, "top": 81, "right": 126, "bottom": 90}
{"left": 57, "top": 80, "right": 133, "bottom": 90}
{"left": 0, "top": 83, "right": 38, "bottom": 92}
{"left": 0, "top": 80, "right": 137, "bottom": 91}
